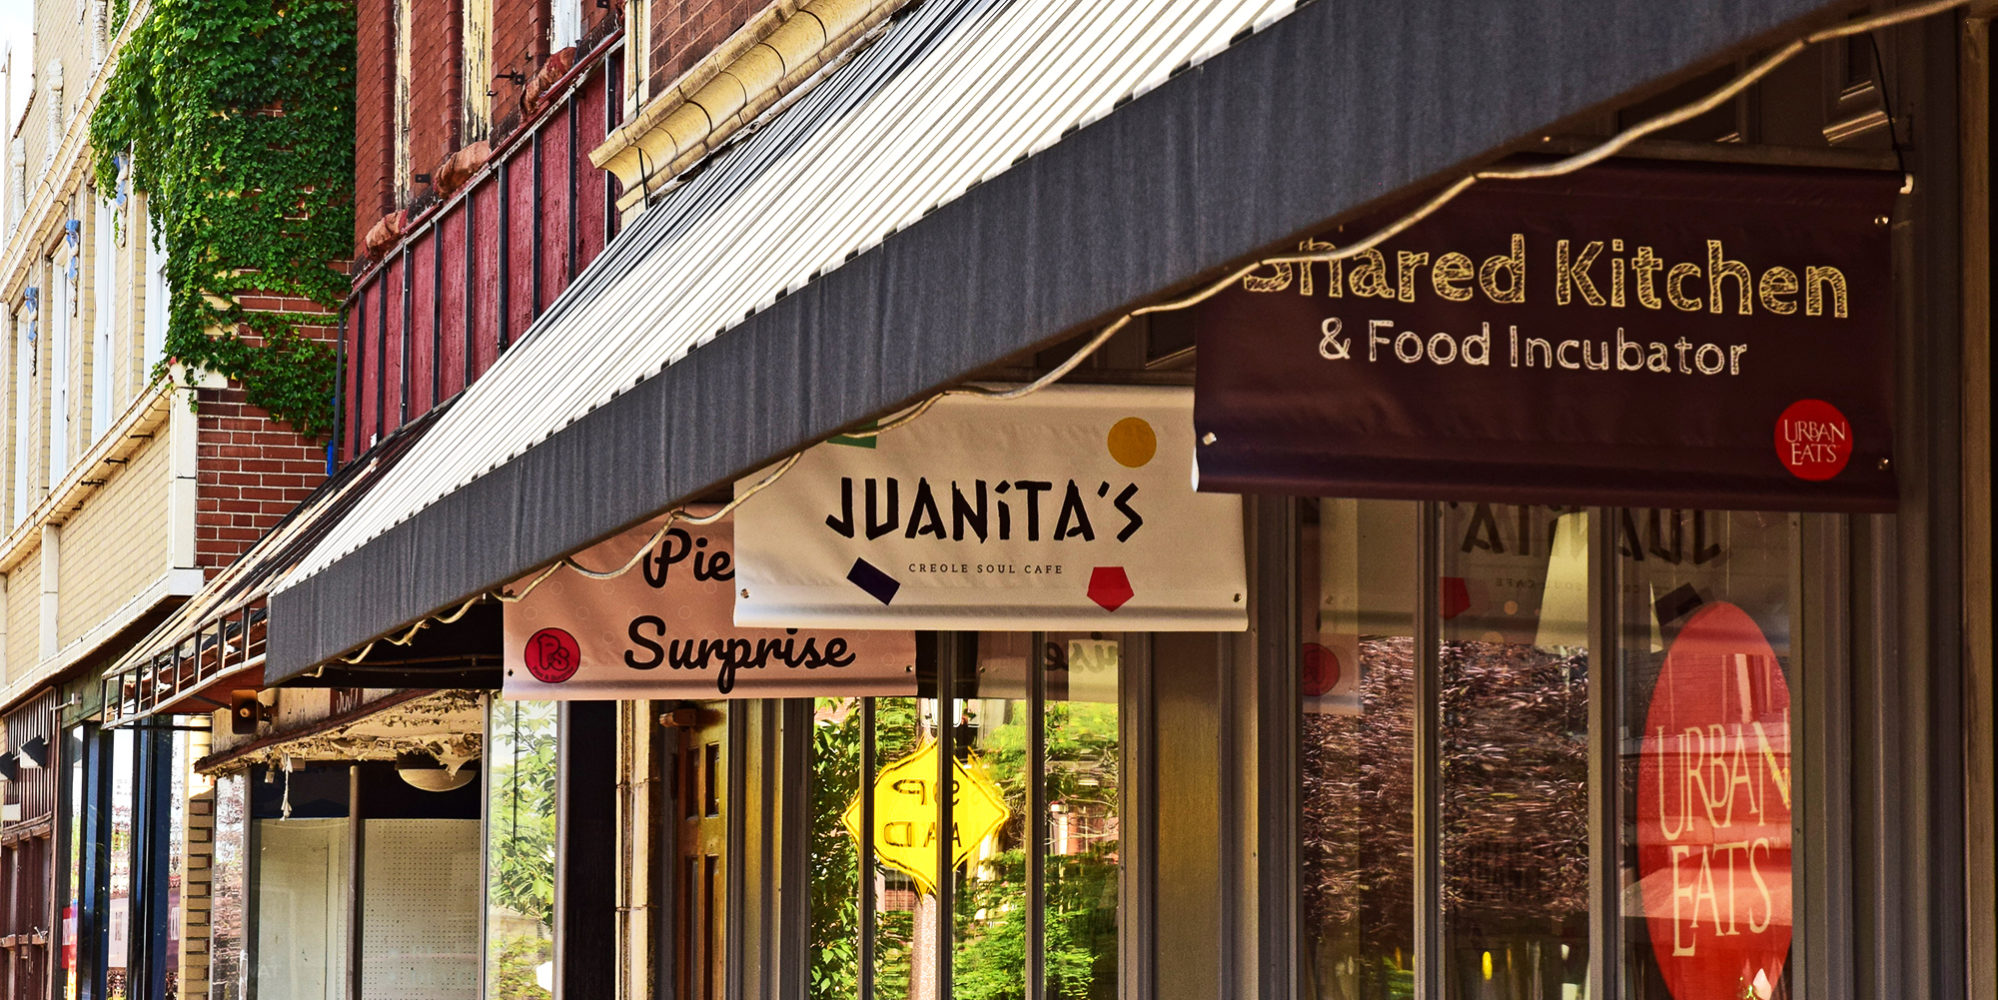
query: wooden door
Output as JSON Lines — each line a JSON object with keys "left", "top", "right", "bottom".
{"left": 672, "top": 704, "right": 728, "bottom": 1000}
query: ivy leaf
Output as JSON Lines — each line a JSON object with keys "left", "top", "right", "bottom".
{"left": 90, "top": 0, "right": 353, "bottom": 439}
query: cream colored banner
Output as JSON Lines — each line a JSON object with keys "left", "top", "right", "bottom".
{"left": 735, "top": 385, "right": 1247, "bottom": 631}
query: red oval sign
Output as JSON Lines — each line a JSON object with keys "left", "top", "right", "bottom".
{"left": 1636, "top": 601, "right": 1792, "bottom": 1000}
{"left": 1775, "top": 398, "right": 1853, "bottom": 481}
{"left": 523, "top": 627, "right": 582, "bottom": 684}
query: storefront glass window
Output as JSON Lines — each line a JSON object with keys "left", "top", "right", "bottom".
{"left": 1042, "top": 630, "right": 1120, "bottom": 999}
{"left": 810, "top": 698, "right": 866, "bottom": 1000}
{"left": 166, "top": 731, "right": 187, "bottom": 1000}
{"left": 485, "top": 699, "right": 558, "bottom": 1000}
{"left": 1617, "top": 510, "right": 1797, "bottom": 1000}
{"left": 210, "top": 773, "right": 248, "bottom": 1000}
{"left": 252, "top": 763, "right": 353, "bottom": 1000}
{"left": 1438, "top": 503, "right": 1592, "bottom": 1000}
{"left": 1300, "top": 499, "right": 1418, "bottom": 1000}
{"left": 107, "top": 728, "right": 135, "bottom": 999}
{"left": 810, "top": 633, "right": 1122, "bottom": 1000}
{"left": 952, "top": 634, "right": 1030, "bottom": 1000}
{"left": 807, "top": 695, "right": 932, "bottom": 1000}
{"left": 871, "top": 696, "right": 929, "bottom": 1000}
{"left": 62, "top": 727, "right": 85, "bottom": 1000}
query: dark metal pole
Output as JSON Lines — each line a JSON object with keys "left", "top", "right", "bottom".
{"left": 531, "top": 130, "right": 544, "bottom": 317}
{"left": 1414, "top": 501, "right": 1444, "bottom": 1000}
{"left": 603, "top": 60, "right": 619, "bottom": 245}
{"left": 935, "top": 634, "right": 956, "bottom": 1000}
{"left": 497, "top": 165, "right": 511, "bottom": 352}
{"left": 566, "top": 92, "right": 579, "bottom": 283}
{"left": 1586, "top": 507, "right": 1621, "bottom": 1000}
{"left": 1026, "top": 632, "right": 1047, "bottom": 1000}
{"left": 348, "top": 764, "right": 364, "bottom": 1000}
{"left": 373, "top": 273, "right": 387, "bottom": 445}
{"left": 463, "top": 196, "right": 476, "bottom": 388}
{"left": 399, "top": 246, "right": 412, "bottom": 425}
{"left": 350, "top": 294, "right": 366, "bottom": 455}
{"left": 859, "top": 699, "right": 877, "bottom": 1000}
{"left": 430, "top": 227, "right": 442, "bottom": 407}
{"left": 332, "top": 308, "right": 346, "bottom": 469}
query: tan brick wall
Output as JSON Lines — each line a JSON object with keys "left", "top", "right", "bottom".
{"left": 4, "top": 545, "right": 38, "bottom": 687}
{"left": 179, "top": 730, "right": 215, "bottom": 1000}
{"left": 22, "top": 0, "right": 97, "bottom": 173}
{"left": 54, "top": 428, "right": 169, "bottom": 646}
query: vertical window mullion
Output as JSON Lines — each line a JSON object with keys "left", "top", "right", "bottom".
{"left": 1413, "top": 500, "right": 1443, "bottom": 1000}
{"left": 936, "top": 633, "right": 958, "bottom": 1000}
{"left": 859, "top": 698, "right": 877, "bottom": 1000}
{"left": 1586, "top": 507, "right": 1622, "bottom": 1000}
{"left": 1027, "top": 631, "right": 1047, "bottom": 1000}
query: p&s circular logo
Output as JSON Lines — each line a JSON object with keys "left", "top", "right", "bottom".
{"left": 524, "top": 627, "right": 582, "bottom": 684}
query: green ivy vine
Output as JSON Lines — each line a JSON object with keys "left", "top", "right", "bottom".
{"left": 91, "top": 0, "right": 354, "bottom": 438}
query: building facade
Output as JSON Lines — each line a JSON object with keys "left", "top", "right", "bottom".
{"left": 19, "top": 1, "right": 1997, "bottom": 1000}
{"left": 0, "top": 1, "right": 337, "bottom": 998}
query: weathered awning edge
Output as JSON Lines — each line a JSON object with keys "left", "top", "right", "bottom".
{"left": 270, "top": 0, "right": 1865, "bottom": 680}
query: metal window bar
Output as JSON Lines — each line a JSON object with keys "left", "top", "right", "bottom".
{"left": 567, "top": 92, "right": 579, "bottom": 283}
{"left": 532, "top": 130, "right": 544, "bottom": 317}
{"left": 1027, "top": 631, "right": 1047, "bottom": 1000}
{"left": 859, "top": 697, "right": 877, "bottom": 1000}
{"left": 374, "top": 273, "right": 388, "bottom": 444}
{"left": 400, "top": 245, "right": 413, "bottom": 424}
{"left": 497, "top": 163, "right": 511, "bottom": 353}
{"left": 1413, "top": 500, "right": 1444, "bottom": 1000}
{"left": 431, "top": 229, "right": 443, "bottom": 407}
{"left": 935, "top": 632, "right": 957, "bottom": 1000}
{"left": 1586, "top": 507, "right": 1621, "bottom": 1000}
{"left": 463, "top": 198, "right": 476, "bottom": 388}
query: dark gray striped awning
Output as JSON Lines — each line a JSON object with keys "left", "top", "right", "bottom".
{"left": 269, "top": 0, "right": 1865, "bottom": 680}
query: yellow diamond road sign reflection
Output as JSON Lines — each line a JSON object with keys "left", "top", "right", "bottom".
{"left": 842, "top": 740, "right": 1010, "bottom": 896}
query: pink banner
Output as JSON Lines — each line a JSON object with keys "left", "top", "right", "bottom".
{"left": 503, "top": 512, "right": 916, "bottom": 700}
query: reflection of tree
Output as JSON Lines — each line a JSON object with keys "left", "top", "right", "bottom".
{"left": 809, "top": 699, "right": 922, "bottom": 1000}
{"left": 1300, "top": 638, "right": 1588, "bottom": 998}
{"left": 488, "top": 701, "right": 558, "bottom": 999}
{"left": 808, "top": 695, "right": 1120, "bottom": 1000}
{"left": 953, "top": 699, "right": 1119, "bottom": 1000}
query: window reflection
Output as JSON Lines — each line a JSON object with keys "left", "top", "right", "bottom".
{"left": 1619, "top": 511, "right": 1797, "bottom": 1000}
{"left": 1438, "top": 503, "right": 1591, "bottom": 1000}
{"left": 486, "top": 700, "right": 558, "bottom": 1000}
{"left": 1300, "top": 499, "right": 1417, "bottom": 1000}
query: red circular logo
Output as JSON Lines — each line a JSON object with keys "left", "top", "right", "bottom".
{"left": 1637, "top": 603, "right": 1792, "bottom": 1000}
{"left": 1301, "top": 643, "right": 1342, "bottom": 697}
{"left": 1774, "top": 399, "right": 1853, "bottom": 481}
{"left": 523, "top": 627, "right": 581, "bottom": 684}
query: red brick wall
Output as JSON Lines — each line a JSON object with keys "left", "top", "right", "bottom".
{"left": 194, "top": 301, "right": 336, "bottom": 575}
{"left": 648, "top": 0, "right": 761, "bottom": 95}
{"left": 356, "top": 0, "right": 398, "bottom": 254}
{"left": 490, "top": 0, "right": 549, "bottom": 135}
{"left": 409, "top": 0, "right": 464, "bottom": 202}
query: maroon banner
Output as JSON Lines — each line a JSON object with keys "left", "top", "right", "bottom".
{"left": 1185, "top": 162, "right": 1898, "bottom": 511}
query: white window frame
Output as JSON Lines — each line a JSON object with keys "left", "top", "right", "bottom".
{"left": 143, "top": 210, "right": 167, "bottom": 379}
{"left": 50, "top": 252, "right": 70, "bottom": 478}
{"left": 92, "top": 194, "right": 114, "bottom": 439}
{"left": 11, "top": 308, "right": 27, "bottom": 525}
{"left": 553, "top": 0, "right": 583, "bottom": 51}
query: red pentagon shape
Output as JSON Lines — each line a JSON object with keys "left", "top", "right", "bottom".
{"left": 1087, "top": 567, "right": 1134, "bottom": 612}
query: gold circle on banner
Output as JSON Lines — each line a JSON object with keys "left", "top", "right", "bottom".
{"left": 1106, "top": 416, "right": 1157, "bottom": 468}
